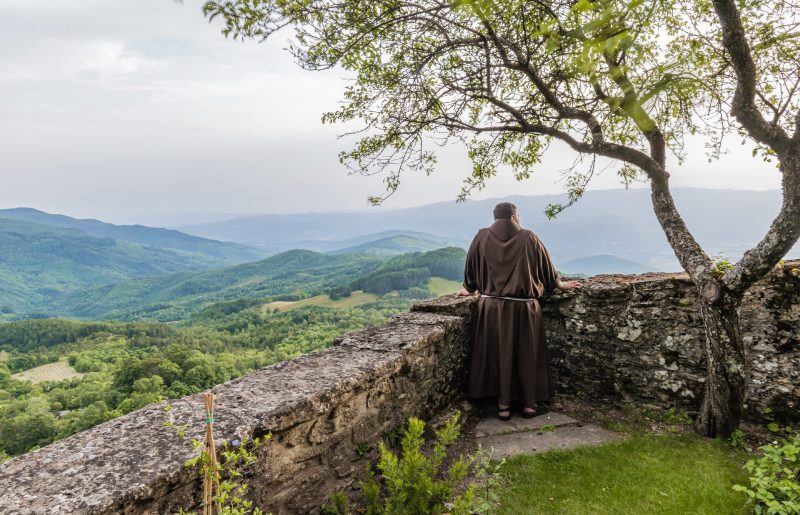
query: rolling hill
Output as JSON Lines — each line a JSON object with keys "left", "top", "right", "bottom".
{"left": 0, "top": 217, "right": 236, "bottom": 314}
{"left": 42, "top": 247, "right": 467, "bottom": 321}
{"left": 327, "top": 234, "right": 453, "bottom": 256}
{"left": 0, "top": 208, "right": 265, "bottom": 264}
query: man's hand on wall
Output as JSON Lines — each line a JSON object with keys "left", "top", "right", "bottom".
{"left": 558, "top": 280, "right": 582, "bottom": 290}
{"left": 456, "top": 288, "right": 477, "bottom": 296}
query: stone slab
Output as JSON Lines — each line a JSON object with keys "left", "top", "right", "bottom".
{"left": 474, "top": 412, "right": 578, "bottom": 437}
{"left": 477, "top": 424, "right": 623, "bottom": 458}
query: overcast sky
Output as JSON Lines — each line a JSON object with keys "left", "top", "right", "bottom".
{"left": 0, "top": 0, "right": 784, "bottom": 225}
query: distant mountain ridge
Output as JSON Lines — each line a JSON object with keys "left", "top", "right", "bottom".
{"left": 3, "top": 187, "right": 798, "bottom": 321}
{"left": 559, "top": 254, "right": 659, "bottom": 275}
{"left": 0, "top": 208, "right": 265, "bottom": 264}
{"left": 177, "top": 188, "right": 800, "bottom": 271}
{"left": 328, "top": 234, "right": 454, "bottom": 256}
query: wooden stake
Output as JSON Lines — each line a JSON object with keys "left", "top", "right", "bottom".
{"left": 203, "top": 393, "right": 222, "bottom": 515}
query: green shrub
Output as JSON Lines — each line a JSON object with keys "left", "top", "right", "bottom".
{"left": 165, "top": 404, "right": 272, "bottom": 515}
{"left": 470, "top": 446, "right": 506, "bottom": 515}
{"left": 729, "top": 429, "right": 747, "bottom": 451}
{"left": 321, "top": 492, "right": 350, "bottom": 514}
{"left": 734, "top": 432, "right": 800, "bottom": 514}
{"left": 360, "top": 411, "right": 475, "bottom": 515}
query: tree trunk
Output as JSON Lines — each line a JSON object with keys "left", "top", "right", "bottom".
{"left": 694, "top": 285, "right": 747, "bottom": 437}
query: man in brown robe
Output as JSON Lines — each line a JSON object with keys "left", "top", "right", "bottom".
{"left": 457, "top": 202, "right": 581, "bottom": 420}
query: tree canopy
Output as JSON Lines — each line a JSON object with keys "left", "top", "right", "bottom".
{"left": 204, "top": 0, "right": 799, "bottom": 287}
{"left": 203, "top": 0, "right": 800, "bottom": 436}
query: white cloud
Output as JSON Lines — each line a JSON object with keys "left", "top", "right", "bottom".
{"left": 1, "top": 38, "right": 163, "bottom": 86}
{"left": 0, "top": 0, "right": 785, "bottom": 223}
{"left": 64, "top": 39, "right": 163, "bottom": 81}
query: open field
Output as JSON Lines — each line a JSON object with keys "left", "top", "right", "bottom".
{"left": 11, "top": 359, "right": 84, "bottom": 384}
{"left": 262, "top": 290, "right": 379, "bottom": 312}
{"left": 262, "top": 277, "right": 462, "bottom": 313}
{"left": 0, "top": 351, "right": 8, "bottom": 362}
{"left": 426, "top": 277, "right": 462, "bottom": 296}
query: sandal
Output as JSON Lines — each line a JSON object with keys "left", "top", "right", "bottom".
{"left": 498, "top": 405, "right": 511, "bottom": 421}
{"left": 521, "top": 406, "right": 544, "bottom": 419}
{"left": 537, "top": 401, "right": 551, "bottom": 415}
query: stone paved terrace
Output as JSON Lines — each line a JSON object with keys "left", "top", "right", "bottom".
{"left": 0, "top": 261, "right": 797, "bottom": 514}
{"left": 474, "top": 411, "right": 622, "bottom": 458}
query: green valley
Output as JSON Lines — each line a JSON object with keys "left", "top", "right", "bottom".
{"left": 35, "top": 247, "right": 466, "bottom": 321}
{"left": 0, "top": 239, "right": 467, "bottom": 459}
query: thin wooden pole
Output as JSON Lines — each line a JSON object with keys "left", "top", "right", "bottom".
{"left": 203, "top": 393, "right": 222, "bottom": 515}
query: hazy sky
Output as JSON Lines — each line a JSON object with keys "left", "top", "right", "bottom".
{"left": 0, "top": 0, "right": 784, "bottom": 225}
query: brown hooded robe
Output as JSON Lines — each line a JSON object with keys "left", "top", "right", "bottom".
{"left": 463, "top": 218, "right": 560, "bottom": 407}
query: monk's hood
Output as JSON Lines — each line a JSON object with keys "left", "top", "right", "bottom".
{"left": 488, "top": 219, "right": 522, "bottom": 241}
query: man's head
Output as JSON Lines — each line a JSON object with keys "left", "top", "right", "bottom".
{"left": 493, "top": 202, "right": 520, "bottom": 224}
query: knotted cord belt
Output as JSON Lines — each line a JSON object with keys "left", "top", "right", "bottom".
{"left": 479, "top": 294, "right": 537, "bottom": 302}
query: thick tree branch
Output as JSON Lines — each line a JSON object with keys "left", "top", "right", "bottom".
{"left": 477, "top": 10, "right": 713, "bottom": 280}
{"left": 712, "top": 0, "right": 792, "bottom": 154}
{"left": 723, "top": 159, "right": 800, "bottom": 295}
{"left": 712, "top": 0, "right": 800, "bottom": 295}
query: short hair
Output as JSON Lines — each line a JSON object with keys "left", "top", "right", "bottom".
{"left": 493, "top": 202, "right": 517, "bottom": 220}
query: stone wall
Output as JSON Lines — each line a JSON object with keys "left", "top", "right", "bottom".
{"left": 541, "top": 260, "right": 800, "bottom": 422}
{"left": 0, "top": 261, "right": 797, "bottom": 513}
{"left": 0, "top": 309, "right": 472, "bottom": 514}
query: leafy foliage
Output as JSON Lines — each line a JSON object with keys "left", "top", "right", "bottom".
{"left": 320, "top": 492, "right": 350, "bottom": 515}
{"left": 734, "top": 432, "right": 800, "bottom": 514}
{"left": 359, "top": 412, "right": 475, "bottom": 515}
{"left": 202, "top": 0, "right": 724, "bottom": 202}
{"left": 469, "top": 445, "right": 506, "bottom": 515}
{"left": 166, "top": 405, "right": 271, "bottom": 515}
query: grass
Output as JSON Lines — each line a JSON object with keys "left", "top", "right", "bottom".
{"left": 262, "top": 290, "right": 379, "bottom": 312}
{"left": 495, "top": 433, "right": 748, "bottom": 515}
{"left": 0, "top": 351, "right": 8, "bottom": 362}
{"left": 261, "top": 276, "right": 461, "bottom": 313}
{"left": 11, "top": 359, "right": 84, "bottom": 383}
{"left": 426, "top": 277, "right": 462, "bottom": 296}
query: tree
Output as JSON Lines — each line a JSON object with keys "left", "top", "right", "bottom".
{"left": 202, "top": 0, "right": 800, "bottom": 437}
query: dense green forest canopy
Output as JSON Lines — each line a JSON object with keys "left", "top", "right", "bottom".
{"left": 0, "top": 218, "right": 232, "bottom": 313}
{"left": 40, "top": 248, "right": 462, "bottom": 321}
{"left": 0, "top": 246, "right": 466, "bottom": 459}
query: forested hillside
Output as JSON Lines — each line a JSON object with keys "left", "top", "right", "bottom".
{"left": 47, "top": 250, "right": 385, "bottom": 321}
{"left": 0, "top": 299, "right": 412, "bottom": 457}
{"left": 0, "top": 218, "right": 232, "bottom": 314}
{"left": 0, "top": 245, "right": 466, "bottom": 458}
{"left": 37, "top": 247, "right": 466, "bottom": 321}
{"left": 335, "top": 247, "right": 465, "bottom": 296}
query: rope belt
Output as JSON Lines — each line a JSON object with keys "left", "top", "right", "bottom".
{"left": 480, "top": 294, "right": 537, "bottom": 302}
